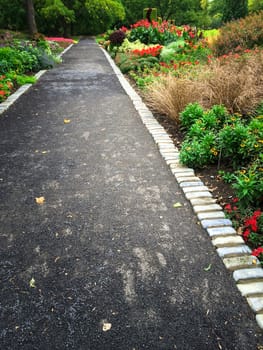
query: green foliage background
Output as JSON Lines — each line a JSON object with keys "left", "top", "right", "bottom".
{"left": 0, "top": 0, "right": 262, "bottom": 36}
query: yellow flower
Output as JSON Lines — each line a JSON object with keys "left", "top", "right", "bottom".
{"left": 258, "top": 140, "right": 263, "bottom": 144}
{"left": 254, "top": 144, "right": 259, "bottom": 148}
{"left": 239, "top": 169, "right": 246, "bottom": 174}
{"left": 210, "top": 148, "right": 218, "bottom": 156}
{"left": 240, "top": 143, "right": 245, "bottom": 147}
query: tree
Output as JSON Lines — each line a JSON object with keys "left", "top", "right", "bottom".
{"left": 85, "top": 0, "right": 125, "bottom": 33}
{"left": 249, "top": 0, "right": 263, "bottom": 12}
{"left": 26, "top": 0, "right": 38, "bottom": 35}
{"left": 40, "top": 0, "right": 75, "bottom": 36}
{"left": 0, "top": 0, "right": 27, "bottom": 31}
{"left": 222, "top": 0, "right": 248, "bottom": 22}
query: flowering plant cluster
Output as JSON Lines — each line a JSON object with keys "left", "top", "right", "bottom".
{"left": 45, "top": 37, "right": 77, "bottom": 44}
{"left": 224, "top": 198, "right": 263, "bottom": 265}
{"left": 132, "top": 45, "right": 162, "bottom": 57}
{"left": 128, "top": 19, "right": 199, "bottom": 46}
{"left": 130, "top": 20, "right": 197, "bottom": 41}
{"left": 0, "top": 75, "right": 13, "bottom": 102}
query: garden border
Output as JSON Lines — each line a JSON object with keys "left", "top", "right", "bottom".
{"left": 0, "top": 43, "right": 73, "bottom": 116}
{"left": 101, "top": 47, "right": 263, "bottom": 331}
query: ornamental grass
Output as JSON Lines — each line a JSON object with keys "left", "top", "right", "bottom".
{"left": 146, "top": 48, "right": 263, "bottom": 121}
{"left": 145, "top": 74, "right": 203, "bottom": 124}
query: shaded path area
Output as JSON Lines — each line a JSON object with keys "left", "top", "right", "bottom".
{"left": 0, "top": 39, "right": 262, "bottom": 349}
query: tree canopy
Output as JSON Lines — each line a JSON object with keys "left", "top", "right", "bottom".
{"left": 0, "top": 0, "right": 259, "bottom": 36}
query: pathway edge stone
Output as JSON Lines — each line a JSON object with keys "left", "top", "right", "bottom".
{"left": 101, "top": 47, "right": 263, "bottom": 331}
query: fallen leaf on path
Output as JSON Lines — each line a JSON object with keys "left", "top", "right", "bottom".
{"left": 64, "top": 118, "right": 71, "bottom": 124}
{"left": 173, "top": 202, "right": 182, "bottom": 208}
{"left": 35, "top": 196, "right": 45, "bottom": 205}
{"left": 102, "top": 322, "right": 112, "bottom": 332}
{"left": 204, "top": 264, "right": 212, "bottom": 272}
{"left": 29, "top": 277, "right": 36, "bottom": 288}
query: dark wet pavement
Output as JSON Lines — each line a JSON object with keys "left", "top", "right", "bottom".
{"left": 0, "top": 39, "right": 262, "bottom": 349}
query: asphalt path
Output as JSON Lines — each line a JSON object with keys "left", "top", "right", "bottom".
{"left": 0, "top": 38, "right": 262, "bottom": 349}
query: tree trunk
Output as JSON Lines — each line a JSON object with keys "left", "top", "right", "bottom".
{"left": 26, "top": 0, "right": 38, "bottom": 35}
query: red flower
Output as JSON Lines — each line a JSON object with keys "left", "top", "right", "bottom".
{"left": 253, "top": 210, "right": 261, "bottom": 219}
{"left": 224, "top": 204, "right": 232, "bottom": 213}
{"left": 120, "top": 26, "right": 128, "bottom": 32}
{"left": 132, "top": 45, "right": 163, "bottom": 57}
{"left": 232, "top": 197, "right": 239, "bottom": 203}
{"left": 243, "top": 229, "right": 251, "bottom": 242}
{"left": 244, "top": 217, "right": 258, "bottom": 232}
{"left": 252, "top": 247, "right": 263, "bottom": 257}
{"left": 0, "top": 90, "right": 6, "bottom": 96}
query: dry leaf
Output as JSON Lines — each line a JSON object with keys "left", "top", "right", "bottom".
{"left": 204, "top": 264, "right": 212, "bottom": 271}
{"left": 64, "top": 118, "right": 71, "bottom": 124}
{"left": 29, "top": 277, "right": 36, "bottom": 288}
{"left": 237, "top": 227, "right": 243, "bottom": 235}
{"left": 173, "top": 202, "right": 182, "bottom": 208}
{"left": 102, "top": 322, "right": 112, "bottom": 332}
{"left": 35, "top": 196, "right": 45, "bottom": 205}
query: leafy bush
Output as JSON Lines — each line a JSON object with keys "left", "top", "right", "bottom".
{"left": 109, "top": 30, "right": 126, "bottom": 46}
{"left": 179, "top": 132, "right": 217, "bottom": 168}
{"left": 160, "top": 39, "right": 187, "bottom": 62}
{"left": 179, "top": 103, "right": 263, "bottom": 167}
{"left": 118, "top": 53, "right": 159, "bottom": 74}
{"left": 233, "top": 159, "right": 263, "bottom": 209}
{"left": 179, "top": 102, "right": 204, "bottom": 130}
{"left": 213, "top": 11, "right": 263, "bottom": 55}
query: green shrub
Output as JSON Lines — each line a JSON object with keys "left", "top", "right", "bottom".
{"left": 179, "top": 102, "right": 204, "bottom": 130}
{"left": 15, "top": 74, "right": 37, "bottom": 85}
{"left": 179, "top": 132, "right": 217, "bottom": 168}
{"left": 218, "top": 121, "right": 249, "bottom": 167}
{"left": 160, "top": 39, "right": 186, "bottom": 62}
{"left": 213, "top": 11, "right": 263, "bottom": 55}
{"left": 233, "top": 159, "right": 263, "bottom": 209}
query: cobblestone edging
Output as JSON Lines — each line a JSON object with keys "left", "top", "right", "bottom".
{"left": 0, "top": 44, "right": 73, "bottom": 116}
{"left": 101, "top": 48, "right": 263, "bottom": 330}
